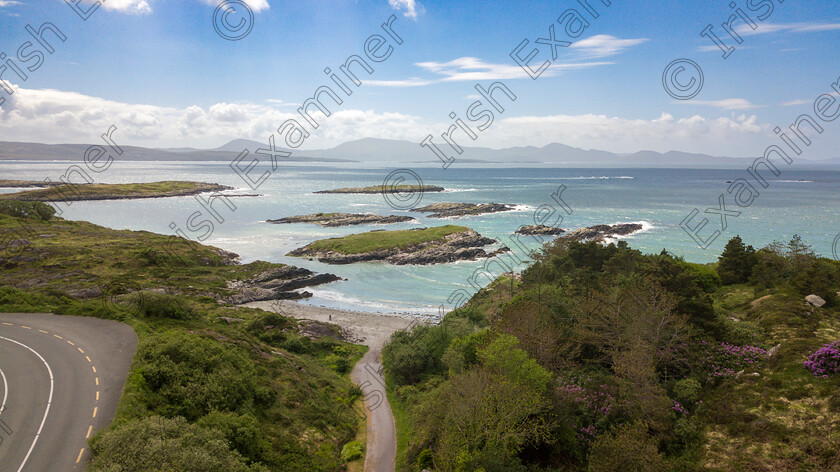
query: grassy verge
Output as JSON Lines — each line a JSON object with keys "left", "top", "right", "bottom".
{"left": 0, "top": 180, "right": 230, "bottom": 201}
{"left": 299, "top": 225, "right": 469, "bottom": 254}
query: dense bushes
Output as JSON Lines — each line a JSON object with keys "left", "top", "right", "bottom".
{"left": 125, "top": 291, "right": 197, "bottom": 320}
{"left": 0, "top": 199, "right": 56, "bottom": 220}
{"left": 804, "top": 341, "right": 840, "bottom": 378}
{"left": 134, "top": 331, "right": 259, "bottom": 420}
{"left": 88, "top": 415, "right": 268, "bottom": 472}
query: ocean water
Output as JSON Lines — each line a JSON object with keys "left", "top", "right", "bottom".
{"left": 2, "top": 161, "right": 839, "bottom": 315}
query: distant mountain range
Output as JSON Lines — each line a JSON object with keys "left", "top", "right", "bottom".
{"left": 2, "top": 138, "right": 839, "bottom": 168}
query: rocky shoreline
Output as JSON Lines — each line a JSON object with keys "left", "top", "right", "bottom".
{"left": 1, "top": 181, "right": 235, "bottom": 202}
{"left": 288, "top": 227, "right": 508, "bottom": 265}
{"left": 516, "top": 224, "right": 566, "bottom": 236}
{"left": 562, "top": 223, "right": 644, "bottom": 242}
{"left": 412, "top": 202, "right": 515, "bottom": 218}
{"left": 223, "top": 265, "right": 343, "bottom": 304}
{"left": 266, "top": 212, "right": 415, "bottom": 227}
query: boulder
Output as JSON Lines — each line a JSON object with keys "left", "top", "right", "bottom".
{"left": 805, "top": 294, "right": 826, "bottom": 308}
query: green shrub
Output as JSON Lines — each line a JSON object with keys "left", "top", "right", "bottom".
{"left": 587, "top": 421, "right": 666, "bottom": 472}
{"left": 723, "top": 320, "right": 765, "bottom": 346}
{"left": 340, "top": 440, "right": 364, "bottom": 461}
{"left": 672, "top": 378, "right": 701, "bottom": 407}
{"left": 125, "top": 291, "right": 197, "bottom": 320}
{"left": 0, "top": 199, "right": 56, "bottom": 220}
{"left": 88, "top": 415, "right": 268, "bottom": 472}
{"left": 682, "top": 262, "right": 722, "bottom": 293}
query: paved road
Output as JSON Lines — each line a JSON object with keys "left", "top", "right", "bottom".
{"left": 351, "top": 344, "right": 397, "bottom": 472}
{"left": 0, "top": 313, "right": 137, "bottom": 472}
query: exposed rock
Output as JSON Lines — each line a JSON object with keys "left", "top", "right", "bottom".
{"left": 218, "top": 317, "right": 245, "bottom": 324}
{"left": 768, "top": 343, "right": 782, "bottom": 357}
{"left": 412, "top": 202, "right": 514, "bottom": 218}
{"left": 288, "top": 228, "right": 502, "bottom": 265}
{"left": 223, "top": 265, "right": 341, "bottom": 304}
{"left": 266, "top": 212, "right": 415, "bottom": 227}
{"left": 66, "top": 286, "right": 104, "bottom": 299}
{"left": 315, "top": 185, "right": 444, "bottom": 194}
{"left": 750, "top": 294, "right": 772, "bottom": 308}
{"left": 516, "top": 225, "right": 566, "bottom": 236}
{"left": 805, "top": 294, "right": 826, "bottom": 308}
{"left": 562, "top": 223, "right": 644, "bottom": 242}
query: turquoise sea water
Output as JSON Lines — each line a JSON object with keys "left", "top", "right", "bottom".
{"left": 2, "top": 161, "right": 839, "bottom": 314}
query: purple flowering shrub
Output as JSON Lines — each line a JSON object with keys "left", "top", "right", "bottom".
{"left": 804, "top": 341, "right": 840, "bottom": 378}
{"left": 555, "top": 377, "right": 627, "bottom": 441}
{"left": 699, "top": 341, "right": 768, "bottom": 382}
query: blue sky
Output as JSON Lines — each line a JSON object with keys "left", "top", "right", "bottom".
{"left": 0, "top": 0, "right": 839, "bottom": 158}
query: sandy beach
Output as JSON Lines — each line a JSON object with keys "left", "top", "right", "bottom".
{"left": 241, "top": 300, "right": 426, "bottom": 348}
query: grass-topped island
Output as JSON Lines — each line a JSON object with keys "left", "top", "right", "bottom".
{"left": 314, "top": 184, "right": 444, "bottom": 194}
{"left": 0, "top": 180, "right": 236, "bottom": 202}
{"left": 287, "top": 225, "right": 508, "bottom": 265}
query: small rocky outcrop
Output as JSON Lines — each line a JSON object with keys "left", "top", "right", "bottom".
{"left": 805, "top": 294, "right": 827, "bottom": 308}
{"left": 516, "top": 225, "right": 566, "bottom": 236}
{"left": 224, "top": 265, "right": 342, "bottom": 304}
{"left": 288, "top": 228, "right": 503, "bottom": 265}
{"left": 266, "top": 212, "right": 415, "bottom": 227}
{"left": 315, "top": 185, "right": 444, "bottom": 194}
{"left": 562, "top": 223, "right": 644, "bottom": 242}
{"left": 412, "top": 203, "right": 515, "bottom": 218}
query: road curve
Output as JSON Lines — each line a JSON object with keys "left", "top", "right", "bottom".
{"left": 351, "top": 344, "right": 397, "bottom": 472}
{"left": 0, "top": 313, "right": 137, "bottom": 471}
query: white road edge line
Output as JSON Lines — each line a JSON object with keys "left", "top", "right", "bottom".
{"left": 0, "top": 367, "right": 7, "bottom": 418}
{"left": 0, "top": 335, "right": 55, "bottom": 472}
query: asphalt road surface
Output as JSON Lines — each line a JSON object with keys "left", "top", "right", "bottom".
{"left": 351, "top": 344, "right": 397, "bottom": 472}
{"left": 0, "top": 313, "right": 137, "bottom": 472}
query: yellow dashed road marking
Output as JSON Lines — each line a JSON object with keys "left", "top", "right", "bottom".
{"left": 95, "top": 377, "right": 99, "bottom": 386}
{"left": 92, "top": 407, "right": 97, "bottom": 418}
{"left": 67, "top": 341, "right": 74, "bottom": 346}
{"left": 85, "top": 356, "right": 91, "bottom": 363}
{"left": 77, "top": 347, "right": 84, "bottom": 354}
{"left": 86, "top": 425, "right": 93, "bottom": 439}
{"left": 96, "top": 391, "right": 100, "bottom": 401}
{"left": 91, "top": 366, "right": 96, "bottom": 373}
{"left": 21, "top": 326, "right": 31, "bottom": 329}
{"left": 76, "top": 449, "right": 84, "bottom": 464}
{"left": 38, "top": 329, "right": 48, "bottom": 334}
{"left": 53, "top": 334, "right": 62, "bottom": 339}
{"left": 1, "top": 322, "right": 11, "bottom": 326}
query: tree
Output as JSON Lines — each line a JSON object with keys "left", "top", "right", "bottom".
{"left": 587, "top": 421, "right": 666, "bottom": 472}
{"left": 717, "top": 236, "right": 757, "bottom": 284}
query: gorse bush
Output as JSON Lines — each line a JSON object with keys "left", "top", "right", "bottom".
{"left": 125, "top": 291, "right": 197, "bottom": 320}
{"left": 340, "top": 440, "right": 364, "bottom": 461}
{"left": 804, "top": 341, "right": 840, "bottom": 378}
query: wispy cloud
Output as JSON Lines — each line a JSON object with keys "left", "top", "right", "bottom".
{"left": 366, "top": 57, "right": 613, "bottom": 87}
{"left": 781, "top": 92, "right": 840, "bottom": 106}
{"left": 676, "top": 98, "right": 762, "bottom": 110}
{"left": 736, "top": 22, "right": 840, "bottom": 37}
{"left": 570, "top": 35, "right": 648, "bottom": 58}
{"left": 0, "top": 1, "right": 22, "bottom": 7}
{"left": 388, "top": 0, "right": 421, "bottom": 20}
{"left": 198, "top": 0, "right": 270, "bottom": 13}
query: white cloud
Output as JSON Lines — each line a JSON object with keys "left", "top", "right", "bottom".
{"left": 0, "top": 83, "right": 781, "bottom": 157}
{"left": 676, "top": 98, "right": 762, "bottom": 110}
{"left": 388, "top": 0, "right": 421, "bottom": 20}
{"left": 736, "top": 22, "right": 840, "bottom": 37}
{"left": 781, "top": 99, "right": 811, "bottom": 107}
{"left": 0, "top": 1, "right": 22, "bottom": 7}
{"left": 367, "top": 57, "right": 613, "bottom": 87}
{"left": 198, "top": 0, "right": 270, "bottom": 13}
{"left": 97, "top": 0, "right": 152, "bottom": 14}
{"left": 570, "top": 35, "right": 648, "bottom": 58}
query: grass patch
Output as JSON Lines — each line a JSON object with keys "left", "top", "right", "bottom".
{"left": 301, "top": 225, "right": 469, "bottom": 254}
{"left": 0, "top": 181, "right": 229, "bottom": 201}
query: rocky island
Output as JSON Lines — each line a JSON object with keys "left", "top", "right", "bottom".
{"left": 224, "top": 265, "right": 342, "bottom": 304}
{"left": 0, "top": 181, "right": 234, "bottom": 202}
{"left": 315, "top": 184, "right": 445, "bottom": 194}
{"left": 266, "top": 212, "right": 415, "bottom": 227}
{"left": 515, "top": 224, "right": 566, "bottom": 236}
{"left": 412, "top": 202, "right": 515, "bottom": 218}
{"left": 287, "top": 225, "right": 508, "bottom": 265}
{"left": 562, "top": 223, "right": 644, "bottom": 242}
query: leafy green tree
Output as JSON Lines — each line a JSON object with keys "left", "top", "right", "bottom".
{"left": 587, "top": 421, "right": 666, "bottom": 472}
{"left": 717, "top": 236, "right": 757, "bottom": 284}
